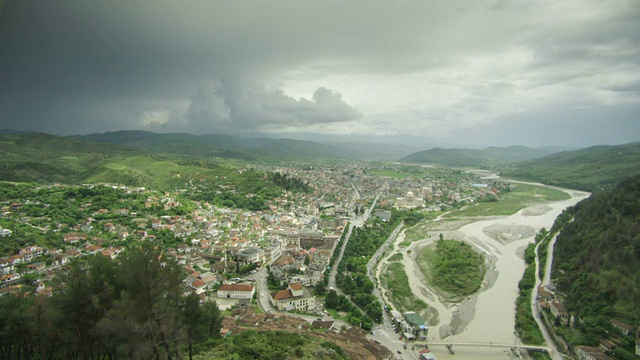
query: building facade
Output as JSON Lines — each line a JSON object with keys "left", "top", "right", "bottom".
{"left": 217, "top": 284, "right": 255, "bottom": 299}
{"left": 270, "top": 283, "right": 315, "bottom": 311}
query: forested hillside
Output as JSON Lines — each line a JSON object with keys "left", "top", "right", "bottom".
{"left": 501, "top": 141, "right": 640, "bottom": 192}
{"left": 553, "top": 175, "right": 640, "bottom": 328}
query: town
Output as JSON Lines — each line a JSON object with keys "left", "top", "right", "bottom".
{"left": 0, "top": 165, "right": 502, "bottom": 293}
{"left": 0, "top": 164, "right": 507, "bottom": 357}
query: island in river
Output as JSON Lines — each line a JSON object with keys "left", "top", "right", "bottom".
{"left": 373, "top": 177, "right": 589, "bottom": 360}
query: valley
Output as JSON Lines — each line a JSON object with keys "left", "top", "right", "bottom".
{"left": 0, "top": 133, "right": 638, "bottom": 359}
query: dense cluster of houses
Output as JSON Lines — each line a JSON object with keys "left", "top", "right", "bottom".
{"left": 0, "top": 165, "right": 507, "bottom": 322}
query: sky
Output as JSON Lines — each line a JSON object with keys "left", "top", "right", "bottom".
{"left": 0, "top": 0, "right": 638, "bottom": 149}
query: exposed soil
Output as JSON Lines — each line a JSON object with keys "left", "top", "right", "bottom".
{"left": 221, "top": 311, "right": 391, "bottom": 360}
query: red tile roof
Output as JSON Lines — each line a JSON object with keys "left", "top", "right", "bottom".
{"left": 271, "top": 289, "right": 293, "bottom": 300}
{"left": 289, "top": 283, "right": 303, "bottom": 291}
{"left": 218, "top": 284, "right": 254, "bottom": 292}
{"left": 192, "top": 279, "right": 206, "bottom": 288}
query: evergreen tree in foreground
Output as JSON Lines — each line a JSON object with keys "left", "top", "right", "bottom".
{"left": 0, "top": 241, "right": 223, "bottom": 359}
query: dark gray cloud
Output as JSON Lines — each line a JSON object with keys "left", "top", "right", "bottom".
{"left": 0, "top": 0, "right": 638, "bottom": 148}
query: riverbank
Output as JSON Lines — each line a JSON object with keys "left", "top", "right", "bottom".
{"left": 376, "top": 180, "right": 590, "bottom": 359}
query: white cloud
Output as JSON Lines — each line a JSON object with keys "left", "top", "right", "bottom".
{"left": 139, "top": 108, "right": 171, "bottom": 127}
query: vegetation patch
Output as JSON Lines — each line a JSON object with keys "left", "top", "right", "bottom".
{"left": 380, "top": 262, "right": 427, "bottom": 313}
{"left": 515, "top": 240, "right": 545, "bottom": 345}
{"left": 403, "top": 222, "right": 432, "bottom": 244}
{"left": 194, "top": 330, "right": 349, "bottom": 360}
{"left": 417, "top": 239, "right": 485, "bottom": 297}
{"left": 387, "top": 253, "right": 403, "bottom": 262}
{"left": 0, "top": 242, "right": 223, "bottom": 359}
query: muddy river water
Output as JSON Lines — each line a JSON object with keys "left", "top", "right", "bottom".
{"left": 390, "top": 180, "right": 589, "bottom": 359}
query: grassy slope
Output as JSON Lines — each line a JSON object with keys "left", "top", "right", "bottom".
{"left": 194, "top": 330, "right": 350, "bottom": 360}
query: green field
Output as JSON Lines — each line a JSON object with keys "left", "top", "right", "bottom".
{"left": 380, "top": 261, "right": 427, "bottom": 313}
{"left": 445, "top": 183, "right": 569, "bottom": 217}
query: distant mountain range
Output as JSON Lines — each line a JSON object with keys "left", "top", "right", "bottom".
{"left": 398, "top": 145, "right": 558, "bottom": 167}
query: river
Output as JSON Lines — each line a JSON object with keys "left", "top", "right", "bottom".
{"left": 385, "top": 178, "right": 589, "bottom": 359}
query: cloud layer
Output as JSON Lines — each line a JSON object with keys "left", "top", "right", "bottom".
{"left": 0, "top": 0, "right": 638, "bottom": 147}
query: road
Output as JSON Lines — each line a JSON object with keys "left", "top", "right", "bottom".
{"left": 247, "top": 188, "right": 407, "bottom": 354}
{"left": 532, "top": 234, "right": 563, "bottom": 360}
{"left": 328, "top": 192, "right": 381, "bottom": 292}
{"left": 248, "top": 266, "right": 350, "bottom": 329}
{"left": 362, "top": 217, "right": 421, "bottom": 360}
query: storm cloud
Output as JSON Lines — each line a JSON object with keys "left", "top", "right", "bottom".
{"left": 0, "top": 0, "right": 638, "bottom": 147}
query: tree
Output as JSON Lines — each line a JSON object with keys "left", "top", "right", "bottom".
{"left": 313, "top": 281, "right": 327, "bottom": 296}
{"left": 52, "top": 258, "right": 107, "bottom": 359}
{"left": 99, "top": 241, "right": 183, "bottom": 360}
{"left": 203, "top": 300, "right": 223, "bottom": 339}
{"left": 181, "top": 294, "right": 207, "bottom": 360}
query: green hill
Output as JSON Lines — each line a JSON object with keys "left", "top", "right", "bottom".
{"left": 500, "top": 142, "right": 640, "bottom": 192}
{"left": 0, "top": 133, "right": 246, "bottom": 190}
{"left": 0, "top": 133, "right": 313, "bottom": 210}
{"left": 551, "top": 174, "right": 640, "bottom": 341}
{"left": 0, "top": 132, "right": 144, "bottom": 183}
{"left": 398, "top": 146, "right": 555, "bottom": 168}
{"left": 76, "top": 130, "right": 365, "bottom": 162}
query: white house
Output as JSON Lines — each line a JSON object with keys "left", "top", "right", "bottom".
{"left": 0, "top": 227, "right": 11, "bottom": 237}
{"left": 216, "top": 284, "right": 255, "bottom": 299}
